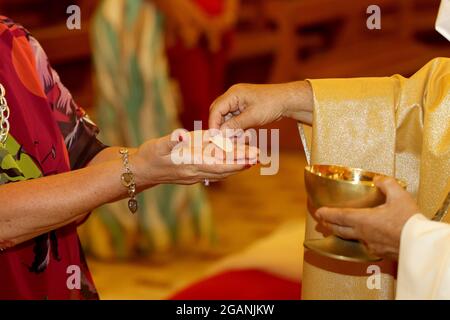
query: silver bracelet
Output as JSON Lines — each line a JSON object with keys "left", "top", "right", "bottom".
{"left": 0, "top": 83, "right": 11, "bottom": 147}
{"left": 119, "top": 148, "right": 138, "bottom": 214}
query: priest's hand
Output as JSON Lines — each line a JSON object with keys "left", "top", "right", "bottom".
{"left": 315, "top": 176, "right": 420, "bottom": 260}
{"left": 209, "top": 81, "right": 314, "bottom": 130}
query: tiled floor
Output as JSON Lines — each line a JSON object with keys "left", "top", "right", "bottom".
{"left": 87, "top": 151, "right": 308, "bottom": 299}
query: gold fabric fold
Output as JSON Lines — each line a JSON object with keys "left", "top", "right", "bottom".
{"left": 301, "top": 57, "right": 450, "bottom": 300}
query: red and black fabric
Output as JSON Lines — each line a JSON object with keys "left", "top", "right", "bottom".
{"left": 0, "top": 16, "right": 105, "bottom": 299}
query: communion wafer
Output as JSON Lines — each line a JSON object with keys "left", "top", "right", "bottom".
{"left": 209, "top": 135, "right": 234, "bottom": 152}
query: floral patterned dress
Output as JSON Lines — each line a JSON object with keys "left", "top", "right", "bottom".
{"left": 0, "top": 17, "right": 105, "bottom": 299}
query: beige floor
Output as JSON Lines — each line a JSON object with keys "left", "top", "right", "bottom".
{"left": 87, "top": 151, "right": 308, "bottom": 299}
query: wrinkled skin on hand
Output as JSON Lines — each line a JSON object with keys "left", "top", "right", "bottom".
{"left": 315, "top": 176, "right": 420, "bottom": 261}
{"left": 135, "top": 130, "right": 258, "bottom": 187}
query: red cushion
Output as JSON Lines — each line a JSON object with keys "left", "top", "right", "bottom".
{"left": 170, "top": 269, "right": 301, "bottom": 300}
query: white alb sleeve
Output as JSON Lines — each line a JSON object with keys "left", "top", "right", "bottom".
{"left": 396, "top": 214, "right": 450, "bottom": 299}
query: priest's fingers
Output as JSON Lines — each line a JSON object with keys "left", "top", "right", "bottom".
{"left": 220, "top": 111, "right": 259, "bottom": 131}
{"left": 209, "top": 91, "right": 259, "bottom": 131}
{"left": 209, "top": 92, "right": 243, "bottom": 129}
{"left": 374, "top": 176, "right": 405, "bottom": 203}
{"left": 316, "top": 207, "right": 367, "bottom": 228}
{"left": 322, "top": 223, "right": 358, "bottom": 240}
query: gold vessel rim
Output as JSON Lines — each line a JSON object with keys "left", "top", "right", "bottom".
{"left": 304, "top": 164, "right": 407, "bottom": 188}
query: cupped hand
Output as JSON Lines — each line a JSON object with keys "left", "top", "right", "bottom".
{"left": 134, "top": 130, "right": 258, "bottom": 187}
{"left": 315, "top": 176, "right": 420, "bottom": 260}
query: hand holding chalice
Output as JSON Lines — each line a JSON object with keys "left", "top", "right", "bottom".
{"left": 304, "top": 164, "right": 407, "bottom": 262}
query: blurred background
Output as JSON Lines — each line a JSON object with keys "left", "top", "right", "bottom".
{"left": 1, "top": 0, "right": 449, "bottom": 299}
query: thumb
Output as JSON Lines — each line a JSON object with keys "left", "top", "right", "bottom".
{"left": 158, "top": 132, "right": 184, "bottom": 154}
{"left": 221, "top": 110, "right": 256, "bottom": 130}
{"left": 374, "top": 176, "right": 404, "bottom": 202}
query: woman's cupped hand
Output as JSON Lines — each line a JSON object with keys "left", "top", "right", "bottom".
{"left": 133, "top": 129, "right": 259, "bottom": 187}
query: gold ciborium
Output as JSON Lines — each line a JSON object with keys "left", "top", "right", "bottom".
{"left": 304, "top": 164, "right": 406, "bottom": 262}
